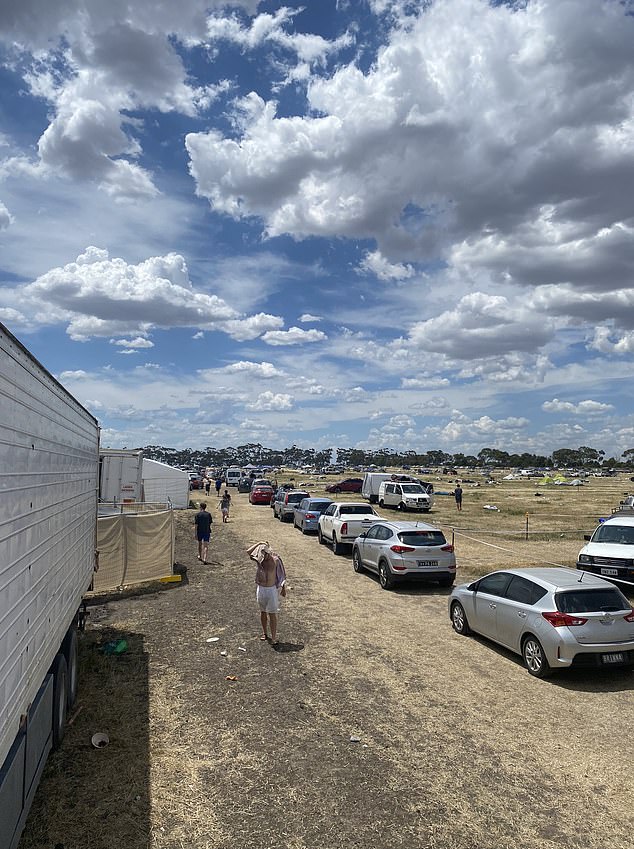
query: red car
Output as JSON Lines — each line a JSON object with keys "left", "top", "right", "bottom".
{"left": 250, "top": 485, "right": 274, "bottom": 505}
{"left": 325, "top": 478, "right": 363, "bottom": 494}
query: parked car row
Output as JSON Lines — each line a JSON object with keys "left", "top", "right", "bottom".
{"left": 239, "top": 484, "right": 634, "bottom": 679}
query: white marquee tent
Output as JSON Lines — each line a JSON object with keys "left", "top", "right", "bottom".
{"left": 142, "top": 459, "right": 190, "bottom": 508}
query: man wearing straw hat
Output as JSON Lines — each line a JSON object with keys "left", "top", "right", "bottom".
{"left": 246, "top": 542, "right": 287, "bottom": 644}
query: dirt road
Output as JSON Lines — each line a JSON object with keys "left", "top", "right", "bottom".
{"left": 20, "top": 492, "right": 634, "bottom": 849}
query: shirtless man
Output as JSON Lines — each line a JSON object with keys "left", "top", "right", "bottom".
{"left": 247, "top": 542, "right": 287, "bottom": 643}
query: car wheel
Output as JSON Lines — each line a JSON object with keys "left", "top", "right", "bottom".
{"left": 438, "top": 576, "right": 454, "bottom": 588}
{"left": 332, "top": 534, "right": 344, "bottom": 555}
{"left": 50, "top": 652, "right": 68, "bottom": 749}
{"left": 352, "top": 549, "right": 364, "bottom": 573}
{"left": 450, "top": 602, "right": 472, "bottom": 636}
{"left": 318, "top": 528, "right": 325, "bottom": 545}
{"left": 378, "top": 559, "right": 394, "bottom": 590}
{"left": 378, "top": 499, "right": 385, "bottom": 508}
{"left": 522, "top": 635, "right": 552, "bottom": 678}
{"left": 301, "top": 524, "right": 308, "bottom": 535}
{"left": 397, "top": 502, "right": 406, "bottom": 511}
{"left": 334, "top": 486, "right": 341, "bottom": 493}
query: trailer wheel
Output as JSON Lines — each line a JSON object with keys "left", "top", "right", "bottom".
{"left": 51, "top": 653, "right": 68, "bottom": 749}
{"left": 63, "top": 626, "right": 79, "bottom": 709}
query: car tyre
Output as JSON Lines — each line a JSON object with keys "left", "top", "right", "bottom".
{"left": 50, "top": 652, "right": 68, "bottom": 749}
{"left": 317, "top": 528, "right": 326, "bottom": 545}
{"left": 301, "top": 524, "right": 308, "bottom": 535}
{"left": 352, "top": 549, "right": 364, "bottom": 573}
{"left": 332, "top": 534, "right": 344, "bottom": 555}
{"left": 522, "top": 635, "right": 552, "bottom": 678}
{"left": 450, "top": 602, "right": 472, "bottom": 636}
{"left": 379, "top": 499, "right": 385, "bottom": 508}
{"left": 378, "top": 560, "right": 394, "bottom": 590}
{"left": 397, "top": 502, "right": 406, "bottom": 511}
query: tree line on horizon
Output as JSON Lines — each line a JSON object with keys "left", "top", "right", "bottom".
{"left": 134, "top": 443, "right": 634, "bottom": 471}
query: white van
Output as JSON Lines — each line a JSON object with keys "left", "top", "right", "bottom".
{"left": 378, "top": 480, "right": 433, "bottom": 512}
{"left": 225, "top": 467, "right": 242, "bottom": 487}
{"left": 362, "top": 473, "right": 394, "bottom": 503}
{"left": 362, "top": 472, "right": 434, "bottom": 505}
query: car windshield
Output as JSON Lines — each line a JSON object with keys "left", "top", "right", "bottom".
{"left": 398, "top": 530, "right": 445, "bottom": 546}
{"left": 400, "top": 484, "right": 424, "bottom": 493}
{"left": 592, "top": 524, "right": 634, "bottom": 544}
{"left": 556, "top": 588, "right": 629, "bottom": 613}
{"left": 339, "top": 506, "right": 375, "bottom": 515}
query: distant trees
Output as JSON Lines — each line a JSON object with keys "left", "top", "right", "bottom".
{"left": 137, "top": 443, "right": 626, "bottom": 470}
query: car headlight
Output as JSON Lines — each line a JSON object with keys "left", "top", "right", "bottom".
{"left": 578, "top": 554, "right": 592, "bottom": 564}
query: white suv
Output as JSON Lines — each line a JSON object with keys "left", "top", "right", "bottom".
{"left": 378, "top": 480, "right": 432, "bottom": 512}
{"left": 577, "top": 515, "right": 634, "bottom": 585}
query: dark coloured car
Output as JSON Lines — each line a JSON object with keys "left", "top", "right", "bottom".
{"left": 293, "top": 498, "right": 333, "bottom": 533}
{"left": 238, "top": 478, "right": 252, "bottom": 493}
{"left": 325, "top": 477, "right": 363, "bottom": 494}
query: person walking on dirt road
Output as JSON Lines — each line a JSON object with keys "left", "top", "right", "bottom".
{"left": 220, "top": 489, "right": 231, "bottom": 522}
{"left": 247, "top": 541, "right": 287, "bottom": 644}
{"left": 194, "top": 502, "right": 212, "bottom": 564}
{"left": 454, "top": 484, "right": 463, "bottom": 512}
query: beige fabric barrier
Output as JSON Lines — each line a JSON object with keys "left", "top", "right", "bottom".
{"left": 94, "top": 509, "right": 175, "bottom": 591}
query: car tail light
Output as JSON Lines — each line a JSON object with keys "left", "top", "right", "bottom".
{"left": 341, "top": 522, "right": 348, "bottom": 535}
{"left": 440, "top": 544, "right": 454, "bottom": 553}
{"left": 305, "top": 512, "right": 316, "bottom": 519}
{"left": 390, "top": 544, "right": 415, "bottom": 553}
{"left": 542, "top": 611, "right": 588, "bottom": 628}
{"left": 624, "top": 609, "right": 634, "bottom": 622}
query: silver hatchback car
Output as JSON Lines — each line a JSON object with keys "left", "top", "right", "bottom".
{"left": 449, "top": 567, "right": 634, "bottom": 677}
{"left": 352, "top": 520, "right": 456, "bottom": 590}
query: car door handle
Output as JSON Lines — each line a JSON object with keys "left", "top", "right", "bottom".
{"left": 489, "top": 603, "right": 496, "bottom": 609}
{"left": 518, "top": 612, "right": 527, "bottom": 618}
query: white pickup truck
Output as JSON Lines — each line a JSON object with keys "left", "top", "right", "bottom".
{"left": 317, "top": 502, "right": 379, "bottom": 555}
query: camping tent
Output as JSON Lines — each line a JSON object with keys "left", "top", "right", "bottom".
{"left": 142, "top": 459, "right": 190, "bottom": 508}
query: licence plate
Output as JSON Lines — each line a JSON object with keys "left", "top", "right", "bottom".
{"left": 417, "top": 560, "right": 438, "bottom": 567}
{"left": 601, "top": 652, "right": 624, "bottom": 664}
{"left": 601, "top": 568, "right": 619, "bottom": 576}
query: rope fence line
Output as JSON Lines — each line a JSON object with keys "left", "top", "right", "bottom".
{"left": 451, "top": 529, "right": 568, "bottom": 569}
{"left": 449, "top": 529, "right": 634, "bottom": 591}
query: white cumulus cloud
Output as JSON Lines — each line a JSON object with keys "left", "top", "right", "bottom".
{"left": 261, "top": 326, "right": 327, "bottom": 346}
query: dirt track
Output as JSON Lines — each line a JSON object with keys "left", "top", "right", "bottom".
{"left": 20, "top": 490, "right": 634, "bottom": 849}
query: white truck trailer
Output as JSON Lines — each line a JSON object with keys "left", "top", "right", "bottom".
{"left": 0, "top": 322, "right": 99, "bottom": 849}
{"left": 99, "top": 448, "right": 143, "bottom": 504}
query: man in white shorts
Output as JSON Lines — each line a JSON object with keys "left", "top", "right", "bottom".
{"left": 247, "top": 541, "right": 287, "bottom": 644}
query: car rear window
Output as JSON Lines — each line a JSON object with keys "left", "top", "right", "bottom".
{"left": 398, "top": 530, "right": 445, "bottom": 546}
{"left": 287, "top": 493, "right": 308, "bottom": 503}
{"left": 556, "top": 588, "right": 629, "bottom": 613}
{"left": 339, "top": 505, "right": 375, "bottom": 515}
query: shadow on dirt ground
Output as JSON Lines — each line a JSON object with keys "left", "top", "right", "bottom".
{"left": 19, "top": 626, "right": 151, "bottom": 849}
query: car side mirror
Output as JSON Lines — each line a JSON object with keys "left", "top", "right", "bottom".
{"left": 467, "top": 582, "right": 478, "bottom": 592}
{"left": 583, "top": 534, "right": 591, "bottom": 541}
{"left": 358, "top": 532, "right": 367, "bottom": 539}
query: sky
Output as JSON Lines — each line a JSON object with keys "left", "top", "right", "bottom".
{"left": 1, "top": 0, "right": 633, "bottom": 458}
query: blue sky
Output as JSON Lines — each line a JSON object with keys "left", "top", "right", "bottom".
{"left": 1, "top": 0, "right": 633, "bottom": 456}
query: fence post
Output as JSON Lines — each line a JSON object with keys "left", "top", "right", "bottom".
{"left": 525, "top": 512, "right": 529, "bottom": 540}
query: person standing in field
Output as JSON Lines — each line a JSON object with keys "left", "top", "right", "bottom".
{"left": 247, "top": 542, "right": 287, "bottom": 644}
{"left": 220, "top": 489, "right": 231, "bottom": 523}
{"left": 194, "top": 502, "right": 212, "bottom": 564}
{"left": 204, "top": 478, "right": 211, "bottom": 496}
{"left": 454, "top": 483, "right": 463, "bottom": 512}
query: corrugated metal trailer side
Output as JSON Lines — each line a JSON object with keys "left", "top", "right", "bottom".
{"left": 0, "top": 322, "right": 99, "bottom": 849}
